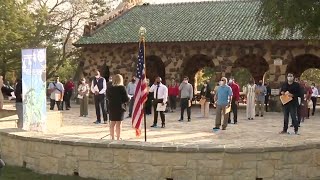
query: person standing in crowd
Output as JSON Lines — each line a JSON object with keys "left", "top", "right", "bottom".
{"left": 0, "top": 76, "right": 3, "bottom": 110}
{"left": 280, "top": 73, "right": 301, "bottom": 135}
{"left": 149, "top": 77, "right": 168, "bottom": 128}
{"left": 245, "top": 79, "right": 256, "bottom": 120}
{"left": 107, "top": 74, "right": 129, "bottom": 140}
{"left": 168, "top": 79, "right": 179, "bottom": 112}
{"left": 200, "top": 80, "right": 211, "bottom": 118}
{"left": 255, "top": 80, "right": 267, "bottom": 117}
{"left": 106, "top": 76, "right": 113, "bottom": 116}
{"left": 78, "top": 78, "right": 90, "bottom": 117}
{"left": 48, "top": 75, "right": 64, "bottom": 110}
{"left": 228, "top": 78, "right": 240, "bottom": 124}
{"left": 91, "top": 70, "right": 107, "bottom": 124}
{"left": 64, "top": 78, "right": 74, "bottom": 110}
{"left": 304, "top": 81, "right": 313, "bottom": 119}
{"left": 127, "top": 75, "right": 137, "bottom": 118}
{"left": 213, "top": 77, "right": 233, "bottom": 130}
{"left": 14, "top": 78, "right": 23, "bottom": 128}
{"left": 298, "top": 80, "right": 308, "bottom": 123}
{"left": 311, "top": 83, "right": 319, "bottom": 116}
{"left": 145, "top": 79, "right": 153, "bottom": 115}
{"left": 179, "top": 76, "right": 193, "bottom": 122}
{"left": 265, "top": 82, "right": 271, "bottom": 112}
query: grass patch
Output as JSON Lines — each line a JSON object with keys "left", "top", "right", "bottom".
{"left": 1, "top": 166, "right": 95, "bottom": 180}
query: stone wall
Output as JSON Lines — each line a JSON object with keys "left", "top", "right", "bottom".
{"left": 80, "top": 41, "right": 320, "bottom": 87}
{"left": 0, "top": 131, "right": 319, "bottom": 180}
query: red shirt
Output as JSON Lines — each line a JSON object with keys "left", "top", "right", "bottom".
{"left": 229, "top": 82, "right": 240, "bottom": 101}
{"left": 168, "top": 85, "right": 179, "bottom": 96}
{"left": 65, "top": 81, "right": 75, "bottom": 91}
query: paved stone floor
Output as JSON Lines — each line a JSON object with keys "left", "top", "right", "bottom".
{"left": 1, "top": 102, "right": 320, "bottom": 148}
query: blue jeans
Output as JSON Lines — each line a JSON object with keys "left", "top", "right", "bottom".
{"left": 283, "top": 103, "right": 299, "bottom": 132}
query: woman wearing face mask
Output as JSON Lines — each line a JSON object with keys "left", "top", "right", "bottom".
{"left": 245, "top": 79, "right": 256, "bottom": 120}
{"left": 200, "top": 81, "right": 211, "bottom": 117}
{"left": 78, "top": 78, "right": 90, "bottom": 117}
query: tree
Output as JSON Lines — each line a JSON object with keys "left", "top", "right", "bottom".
{"left": 0, "top": 0, "right": 36, "bottom": 80}
{"left": 259, "top": 0, "right": 320, "bottom": 38}
{"left": 28, "top": 0, "right": 113, "bottom": 80}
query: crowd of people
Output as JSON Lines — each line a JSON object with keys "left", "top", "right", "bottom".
{"left": 1, "top": 71, "right": 319, "bottom": 139}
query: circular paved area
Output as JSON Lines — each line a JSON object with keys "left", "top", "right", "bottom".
{"left": 1, "top": 103, "right": 320, "bottom": 148}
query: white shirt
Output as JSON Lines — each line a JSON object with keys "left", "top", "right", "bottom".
{"left": 127, "top": 81, "right": 137, "bottom": 96}
{"left": 91, "top": 78, "right": 107, "bottom": 94}
{"left": 311, "top": 87, "right": 319, "bottom": 97}
{"left": 48, "top": 81, "right": 64, "bottom": 100}
{"left": 149, "top": 83, "right": 168, "bottom": 103}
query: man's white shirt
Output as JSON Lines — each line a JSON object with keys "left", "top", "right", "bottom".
{"left": 91, "top": 78, "right": 107, "bottom": 94}
{"left": 149, "top": 83, "right": 168, "bottom": 104}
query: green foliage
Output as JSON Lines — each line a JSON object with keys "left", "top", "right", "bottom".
{"left": 300, "top": 68, "right": 320, "bottom": 85}
{"left": 0, "top": 0, "right": 114, "bottom": 81}
{"left": 259, "top": 0, "right": 320, "bottom": 38}
{"left": 0, "top": 0, "right": 36, "bottom": 79}
{"left": 231, "top": 68, "right": 252, "bottom": 90}
{"left": 195, "top": 67, "right": 216, "bottom": 90}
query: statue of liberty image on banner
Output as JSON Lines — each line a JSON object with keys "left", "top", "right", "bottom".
{"left": 22, "top": 49, "right": 47, "bottom": 131}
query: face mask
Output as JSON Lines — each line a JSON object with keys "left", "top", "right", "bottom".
{"left": 219, "top": 81, "right": 224, "bottom": 86}
{"left": 287, "top": 77, "right": 294, "bottom": 82}
{"left": 204, "top": 84, "right": 207, "bottom": 87}
{"left": 184, "top": 80, "right": 188, "bottom": 83}
{"left": 258, "top": 82, "right": 262, "bottom": 85}
{"left": 157, "top": 81, "right": 160, "bottom": 84}
{"left": 81, "top": 80, "right": 85, "bottom": 84}
{"left": 311, "top": 86, "right": 314, "bottom": 88}
{"left": 229, "top": 80, "right": 233, "bottom": 84}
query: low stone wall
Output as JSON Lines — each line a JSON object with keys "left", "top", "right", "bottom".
{"left": 0, "top": 131, "right": 319, "bottom": 180}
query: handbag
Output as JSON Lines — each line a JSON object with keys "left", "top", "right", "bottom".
{"left": 121, "top": 103, "right": 127, "bottom": 112}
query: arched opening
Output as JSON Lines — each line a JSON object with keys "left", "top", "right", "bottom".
{"left": 145, "top": 55, "right": 165, "bottom": 84}
{"left": 286, "top": 54, "right": 320, "bottom": 78}
{"left": 232, "top": 55, "right": 269, "bottom": 83}
{"left": 182, "top": 54, "right": 215, "bottom": 90}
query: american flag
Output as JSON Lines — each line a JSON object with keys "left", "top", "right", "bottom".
{"left": 132, "top": 39, "right": 147, "bottom": 137}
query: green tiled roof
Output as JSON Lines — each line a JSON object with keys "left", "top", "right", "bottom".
{"left": 75, "top": 0, "right": 303, "bottom": 45}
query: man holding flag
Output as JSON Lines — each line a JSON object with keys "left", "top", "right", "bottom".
{"left": 132, "top": 28, "right": 148, "bottom": 137}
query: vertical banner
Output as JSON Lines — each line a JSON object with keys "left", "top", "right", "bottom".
{"left": 22, "top": 49, "right": 47, "bottom": 131}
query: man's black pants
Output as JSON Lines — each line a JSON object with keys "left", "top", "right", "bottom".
{"left": 50, "top": 99, "right": 62, "bottom": 110}
{"left": 180, "top": 98, "right": 191, "bottom": 120}
{"left": 64, "top": 90, "right": 73, "bottom": 108}
{"left": 94, "top": 94, "right": 107, "bottom": 122}
{"left": 153, "top": 99, "right": 165, "bottom": 125}
{"left": 311, "top": 97, "right": 317, "bottom": 115}
{"left": 228, "top": 99, "right": 238, "bottom": 123}
{"left": 283, "top": 103, "right": 298, "bottom": 132}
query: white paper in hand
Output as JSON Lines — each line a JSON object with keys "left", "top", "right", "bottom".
{"left": 94, "top": 85, "right": 99, "bottom": 93}
{"left": 156, "top": 103, "right": 167, "bottom": 111}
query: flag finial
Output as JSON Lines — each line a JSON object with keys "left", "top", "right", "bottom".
{"left": 139, "top": 26, "right": 146, "bottom": 37}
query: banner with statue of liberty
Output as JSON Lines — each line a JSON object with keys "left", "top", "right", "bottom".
{"left": 22, "top": 49, "right": 47, "bottom": 131}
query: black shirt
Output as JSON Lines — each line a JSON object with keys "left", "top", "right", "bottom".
{"left": 15, "top": 80, "right": 22, "bottom": 103}
{"left": 280, "top": 82, "right": 302, "bottom": 106}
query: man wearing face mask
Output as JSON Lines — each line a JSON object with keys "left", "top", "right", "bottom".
{"left": 310, "top": 83, "right": 319, "bottom": 116}
{"left": 280, "top": 73, "right": 302, "bottom": 134}
{"left": 213, "top": 77, "right": 233, "bottom": 130}
{"left": 48, "top": 75, "right": 64, "bottom": 110}
{"left": 91, "top": 70, "right": 107, "bottom": 124}
{"left": 227, "top": 78, "right": 240, "bottom": 124}
{"left": 127, "top": 75, "right": 137, "bottom": 118}
{"left": 255, "top": 80, "right": 267, "bottom": 117}
{"left": 179, "top": 76, "right": 193, "bottom": 122}
{"left": 149, "top": 77, "right": 168, "bottom": 128}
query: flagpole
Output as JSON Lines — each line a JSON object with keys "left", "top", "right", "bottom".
{"left": 139, "top": 27, "right": 147, "bottom": 142}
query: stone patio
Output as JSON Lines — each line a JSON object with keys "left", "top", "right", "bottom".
{"left": 1, "top": 102, "right": 320, "bottom": 149}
